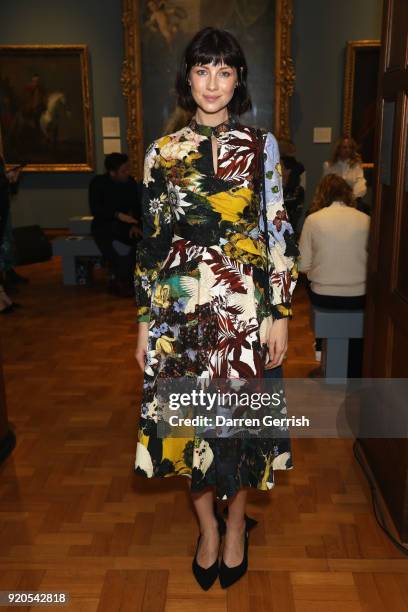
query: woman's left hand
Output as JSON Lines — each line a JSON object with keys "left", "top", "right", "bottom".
{"left": 265, "top": 318, "right": 288, "bottom": 369}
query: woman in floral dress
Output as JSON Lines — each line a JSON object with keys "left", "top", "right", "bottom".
{"left": 134, "top": 27, "right": 299, "bottom": 588}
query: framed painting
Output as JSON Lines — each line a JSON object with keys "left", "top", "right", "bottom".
{"left": 121, "top": 0, "right": 295, "bottom": 179}
{"left": 0, "top": 45, "right": 94, "bottom": 172}
{"left": 343, "top": 40, "right": 381, "bottom": 168}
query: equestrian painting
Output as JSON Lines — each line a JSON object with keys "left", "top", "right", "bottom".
{"left": 0, "top": 45, "right": 94, "bottom": 172}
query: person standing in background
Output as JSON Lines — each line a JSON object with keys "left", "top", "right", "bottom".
{"left": 323, "top": 137, "right": 367, "bottom": 203}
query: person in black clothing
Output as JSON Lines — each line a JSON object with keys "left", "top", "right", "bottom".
{"left": 0, "top": 156, "right": 22, "bottom": 313}
{"left": 89, "top": 152, "right": 142, "bottom": 296}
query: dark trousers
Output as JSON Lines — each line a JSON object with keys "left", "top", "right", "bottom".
{"left": 307, "top": 285, "right": 366, "bottom": 377}
{"left": 91, "top": 220, "right": 139, "bottom": 283}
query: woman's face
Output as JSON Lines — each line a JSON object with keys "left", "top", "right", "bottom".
{"left": 338, "top": 139, "right": 352, "bottom": 160}
{"left": 188, "top": 61, "right": 238, "bottom": 115}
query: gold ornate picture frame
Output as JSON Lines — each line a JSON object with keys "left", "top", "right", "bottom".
{"left": 343, "top": 40, "right": 381, "bottom": 168}
{"left": 0, "top": 44, "right": 94, "bottom": 172}
{"left": 122, "top": 0, "right": 295, "bottom": 179}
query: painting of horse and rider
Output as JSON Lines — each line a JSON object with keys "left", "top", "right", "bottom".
{"left": 0, "top": 45, "right": 94, "bottom": 172}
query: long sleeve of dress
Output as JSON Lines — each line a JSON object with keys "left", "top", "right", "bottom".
{"left": 134, "top": 140, "right": 173, "bottom": 324}
{"left": 261, "top": 132, "right": 299, "bottom": 319}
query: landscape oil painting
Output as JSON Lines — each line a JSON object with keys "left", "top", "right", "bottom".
{"left": 0, "top": 45, "right": 94, "bottom": 172}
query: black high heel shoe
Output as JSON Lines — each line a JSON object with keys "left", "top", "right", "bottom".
{"left": 192, "top": 502, "right": 226, "bottom": 590}
{"left": 219, "top": 514, "right": 258, "bottom": 589}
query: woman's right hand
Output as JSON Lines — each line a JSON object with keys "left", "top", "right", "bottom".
{"left": 135, "top": 322, "right": 149, "bottom": 371}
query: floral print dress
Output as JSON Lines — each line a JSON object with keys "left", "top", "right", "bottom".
{"left": 134, "top": 114, "right": 299, "bottom": 500}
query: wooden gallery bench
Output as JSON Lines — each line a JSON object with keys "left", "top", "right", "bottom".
{"left": 52, "top": 216, "right": 102, "bottom": 285}
{"left": 312, "top": 307, "right": 365, "bottom": 381}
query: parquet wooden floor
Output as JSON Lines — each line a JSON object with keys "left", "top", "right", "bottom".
{"left": 0, "top": 258, "right": 407, "bottom": 611}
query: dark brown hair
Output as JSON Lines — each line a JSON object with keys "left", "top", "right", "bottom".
{"left": 309, "top": 174, "right": 355, "bottom": 214}
{"left": 175, "top": 27, "right": 252, "bottom": 115}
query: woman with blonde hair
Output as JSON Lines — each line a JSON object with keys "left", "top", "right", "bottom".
{"left": 299, "top": 173, "right": 370, "bottom": 375}
{"left": 323, "top": 136, "right": 367, "bottom": 200}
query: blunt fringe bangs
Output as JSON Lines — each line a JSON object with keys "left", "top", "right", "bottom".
{"left": 175, "top": 27, "right": 252, "bottom": 115}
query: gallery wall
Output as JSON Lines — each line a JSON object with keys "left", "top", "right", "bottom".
{"left": 1, "top": 0, "right": 383, "bottom": 228}
{"left": 1, "top": 0, "right": 126, "bottom": 228}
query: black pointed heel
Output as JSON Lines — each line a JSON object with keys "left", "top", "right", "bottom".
{"left": 219, "top": 514, "right": 258, "bottom": 589}
{"left": 244, "top": 514, "right": 258, "bottom": 531}
{"left": 191, "top": 504, "right": 226, "bottom": 590}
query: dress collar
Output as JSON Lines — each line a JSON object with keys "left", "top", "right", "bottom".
{"left": 188, "top": 113, "right": 238, "bottom": 137}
